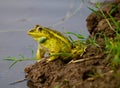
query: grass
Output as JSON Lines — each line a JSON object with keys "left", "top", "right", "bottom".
{"left": 65, "top": 31, "right": 86, "bottom": 43}
{"left": 88, "top": 2, "right": 120, "bottom": 68}
{"left": 5, "top": 56, "right": 36, "bottom": 68}
{"left": 105, "top": 36, "right": 120, "bottom": 69}
{"left": 4, "top": 47, "right": 37, "bottom": 68}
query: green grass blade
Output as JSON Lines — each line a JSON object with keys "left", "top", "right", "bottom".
{"left": 87, "top": 7, "right": 102, "bottom": 16}
{"left": 108, "top": 13, "right": 120, "bottom": 32}
{"left": 9, "top": 61, "right": 18, "bottom": 69}
{"left": 4, "top": 57, "right": 17, "bottom": 61}
{"left": 110, "top": 5, "right": 118, "bottom": 14}
{"left": 27, "top": 47, "right": 35, "bottom": 57}
{"left": 65, "top": 32, "right": 84, "bottom": 39}
{"left": 67, "top": 35, "right": 74, "bottom": 42}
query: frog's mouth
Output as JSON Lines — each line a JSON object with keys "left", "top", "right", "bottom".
{"left": 27, "top": 30, "right": 38, "bottom": 37}
{"left": 27, "top": 30, "right": 45, "bottom": 41}
{"left": 27, "top": 30, "right": 37, "bottom": 37}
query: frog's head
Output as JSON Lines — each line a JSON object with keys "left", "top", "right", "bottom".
{"left": 27, "top": 25, "right": 47, "bottom": 41}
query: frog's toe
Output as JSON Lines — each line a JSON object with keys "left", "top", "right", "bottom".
{"left": 47, "top": 58, "right": 54, "bottom": 62}
{"left": 47, "top": 56, "right": 57, "bottom": 62}
{"left": 37, "top": 59, "right": 41, "bottom": 62}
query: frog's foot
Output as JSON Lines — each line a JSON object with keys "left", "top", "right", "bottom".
{"left": 37, "top": 59, "right": 41, "bottom": 62}
{"left": 46, "top": 52, "right": 59, "bottom": 62}
{"left": 47, "top": 56, "right": 58, "bottom": 62}
{"left": 37, "top": 57, "right": 48, "bottom": 62}
{"left": 47, "top": 57, "right": 56, "bottom": 62}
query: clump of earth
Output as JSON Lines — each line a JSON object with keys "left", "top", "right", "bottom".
{"left": 24, "top": 0, "right": 120, "bottom": 88}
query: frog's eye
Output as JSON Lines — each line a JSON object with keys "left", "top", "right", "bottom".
{"left": 35, "top": 25, "right": 42, "bottom": 32}
{"left": 38, "top": 27, "right": 43, "bottom": 31}
{"left": 39, "top": 37, "right": 47, "bottom": 43}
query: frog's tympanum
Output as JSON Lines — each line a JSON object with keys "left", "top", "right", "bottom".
{"left": 27, "top": 25, "right": 86, "bottom": 62}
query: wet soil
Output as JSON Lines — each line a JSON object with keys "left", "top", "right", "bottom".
{"left": 24, "top": 0, "right": 120, "bottom": 88}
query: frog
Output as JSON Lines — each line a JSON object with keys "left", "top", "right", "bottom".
{"left": 27, "top": 25, "right": 86, "bottom": 62}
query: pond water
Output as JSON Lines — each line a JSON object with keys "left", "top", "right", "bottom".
{"left": 0, "top": 0, "right": 91, "bottom": 88}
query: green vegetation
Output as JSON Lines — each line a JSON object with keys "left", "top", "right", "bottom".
{"left": 88, "top": 2, "right": 120, "bottom": 69}
{"left": 5, "top": 56, "right": 36, "bottom": 68}
{"left": 4, "top": 47, "right": 37, "bottom": 68}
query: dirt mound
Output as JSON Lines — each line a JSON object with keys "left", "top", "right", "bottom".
{"left": 24, "top": 0, "right": 120, "bottom": 88}
{"left": 86, "top": 0, "right": 120, "bottom": 38}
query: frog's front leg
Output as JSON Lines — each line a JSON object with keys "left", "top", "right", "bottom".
{"left": 36, "top": 45, "right": 45, "bottom": 61}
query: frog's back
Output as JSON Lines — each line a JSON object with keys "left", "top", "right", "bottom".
{"left": 44, "top": 27, "right": 71, "bottom": 46}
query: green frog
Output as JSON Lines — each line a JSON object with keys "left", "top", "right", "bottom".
{"left": 27, "top": 25, "right": 86, "bottom": 62}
